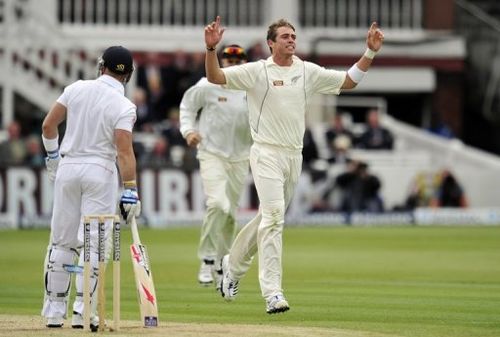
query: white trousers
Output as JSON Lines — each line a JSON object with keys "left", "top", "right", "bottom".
{"left": 43, "top": 162, "right": 118, "bottom": 318}
{"left": 227, "top": 143, "right": 302, "bottom": 300}
{"left": 197, "top": 151, "right": 249, "bottom": 266}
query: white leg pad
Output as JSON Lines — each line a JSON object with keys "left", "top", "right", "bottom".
{"left": 42, "top": 245, "right": 78, "bottom": 318}
{"left": 73, "top": 251, "right": 99, "bottom": 315}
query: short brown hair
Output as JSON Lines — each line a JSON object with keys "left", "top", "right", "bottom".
{"left": 266, "top": 19, "right": 296, "bottom": 52}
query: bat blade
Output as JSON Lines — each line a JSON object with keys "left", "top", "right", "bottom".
{"left": 129, "top": 218, "right": 159, "bottom": 327}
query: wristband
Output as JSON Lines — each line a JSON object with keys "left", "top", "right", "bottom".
{"left": 42, "top": 134, "right": 59, "bottom": 152}
{"left": 206, "top": 46, "right": 216, "bottom": 51}
{"left": 347, "top": 64, "right": 367, "bottom": 84}
{"left": 123, "top": 180, "right": 137, "bottom": 189}
{"left": 364, "top": 48, "right": 377, "bottom": 60}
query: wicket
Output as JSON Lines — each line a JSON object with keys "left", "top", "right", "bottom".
{"left": 83, "top": 214, "right": 121, "bottom": 332}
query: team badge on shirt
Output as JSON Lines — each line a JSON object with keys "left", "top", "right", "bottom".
{"left": 273, "top": 80, "right": 284, "bottom": 86}
{"left": 218, "top": 96, "right": 228, "bottom": 102}
{"left": 291, "top": 75, "right": 302, "bottom": 85}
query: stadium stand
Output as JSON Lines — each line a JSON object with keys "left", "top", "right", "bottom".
{"left": 1, "top": 0, "right": 500, "bottom": 227}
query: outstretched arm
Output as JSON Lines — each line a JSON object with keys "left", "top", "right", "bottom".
{"left": 342, "top": 22, "right": 384, "bottom": 89}
{"left": 205, "top": 16, "right": 227, "bottom": 84}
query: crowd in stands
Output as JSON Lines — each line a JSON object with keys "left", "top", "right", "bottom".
{"left": 0, "top": 46, "right": 468, "bottom": 213}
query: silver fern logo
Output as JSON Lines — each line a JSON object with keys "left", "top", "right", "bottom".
{"left": 291, "top": 75, "right": 301, "bottom": 85}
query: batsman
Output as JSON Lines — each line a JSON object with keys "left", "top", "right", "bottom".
{"left": 40, "top": 46, "right": 141, "bottom": 329}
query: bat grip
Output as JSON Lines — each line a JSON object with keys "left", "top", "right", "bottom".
{"left": 130, "top": 217, "right": 141, "bottom": 245}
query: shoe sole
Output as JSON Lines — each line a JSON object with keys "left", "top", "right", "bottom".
{"left": 46, "top": 324, "right": 63, "bottom": 328}
{"left": 72, "top": 324, "right": 99, "bottom": 331}
{"left": 267, "top": 306, "right": 290, "bottom": 314}
{"left": 199, "top": 280, "right": 213, "bottom": 286}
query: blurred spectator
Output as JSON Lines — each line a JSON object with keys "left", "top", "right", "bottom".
{"left": 357, "top": 108, "right": 394, "bottom": 150}
{"left": 136, "top": 52, "right": 169, "bottom": 121}
{"left": 302, "top": 126, "right": 319, "bottom": 169}
{"left": 401, "top": 171, "right": 437, "bottom": 210}
{"left": 427, "top": 112, "right": 454, "bottom": 139}
{"left": 162, "top": 108, "right": 187, "bottom": 147}
{"left": 162, "top": 49, "right": 192, "bottom": 113}
{"left": 0, "top": 120, "right": 27, "bottom": 166}
{"left": 133, "top": 140, "right": 148, "bottom": 167}
{"left": 25, "top": 134, "right": 45, "bottom": 167}
{"left": 187, "top": 51, "right": 206, "bottom": 87}
{"left": 430, "top": 169, "right": 468, "bottom": 208}
{"left": 398, "top": 169, "right": 467, "bottom": 210}
{"left": 324, "top": 113, "right": 355, "bottom": 162}
{"left": 246, "top": 41, "right": 269, "bottom": 61}
{"left": 138, "top": 136, "right": 173, "bottom": 169}
{"left": 319, "top": 160, "right": 383, "bottom": 213}
{"left": 159, "top": 108, "right": 188, "bottom": 169}
{"left": 132, "top": 87, "right": 153, "bottom": 129}
{"left": 329, "top": 135, "right": 352, "bottom": 164}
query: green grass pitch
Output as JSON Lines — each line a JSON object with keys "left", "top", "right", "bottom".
{"left": 0, "top": 225, "right": 499, "bottom": 337}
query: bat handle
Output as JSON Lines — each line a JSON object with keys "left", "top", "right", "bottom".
{"left": 130, "top": 216, "right": 141, "bottom": 245}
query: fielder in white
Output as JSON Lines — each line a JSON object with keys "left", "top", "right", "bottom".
{"left": 41, "top": 46, "right": 141, "bottom": 329}
{"left": 179, "top": 45, "right": 252, "bottom": 288}
{"left": 204, "top": 16, "right": 384, "bottom": 313}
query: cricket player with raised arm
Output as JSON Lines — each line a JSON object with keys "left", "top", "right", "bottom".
{"left": 204, "top": 16, "right": 384, "bottom": 313}
{"left": 180, "top": 44, "right": 252, "bottom": 289}
{"left": 41, "top": 46, "right": 141, "bottom": 329}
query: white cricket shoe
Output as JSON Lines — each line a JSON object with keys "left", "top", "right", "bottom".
{"left": 71, "top": 311, "right": 99, "bottom": 331}
{"left": 198, "top": 259, "right": 214, "bottom": 285}
{"left": 266, "top": 294, "right": 290, "bottom": 314}
{"left": 220, "top": 255, "right": 239, "bottom": 301}
{"left": 46, "top": 317, "right": 64, "bottom": 328}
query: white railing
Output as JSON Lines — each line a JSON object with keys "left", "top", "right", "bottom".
{"left": 0, "top": 0, "right": 100, "bottom": 127}
{"left": 56, "top": 0, "right": 423, "bottom": 30}
{"left": 299, "top": 0, "right": 422, "bottom": 29}
{"left": 58, "top": 0, "right": 265, "bottom": 26}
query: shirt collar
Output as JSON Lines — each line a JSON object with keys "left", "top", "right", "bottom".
{"left": 97, "top": 74, "right": 125, "bottom": 95}
{"left": 265, "top": 55, "right": 301, "bottom": 67}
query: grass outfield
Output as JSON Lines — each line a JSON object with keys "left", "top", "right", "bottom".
{"left": 0, "top": 225, "right": 499, "bottom": 337}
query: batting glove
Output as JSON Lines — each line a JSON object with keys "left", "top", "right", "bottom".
{"left": 120, "top": 188, "right": 141, "bottom": 222}
{"left": 45, "top": 150, "right": 61, "bottom": 182}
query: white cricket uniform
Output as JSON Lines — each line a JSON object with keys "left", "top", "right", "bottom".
{"left": 222, "top": 56, "right": 346, "bottom": 299}
{"left": 42, "top": 74, "right": 136, "bottom": 319}
{"left": 180, "top": 77, "right": 251, "bottom": 265}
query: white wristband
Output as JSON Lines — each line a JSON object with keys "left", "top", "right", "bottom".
{"left": 364, "top": 48, "right": 377, "bottom": 60}
{"left": 347, "top": 64, "right": 367, "bottom": 84}
{"left": 42, "top": 134, "right": 59, "bottom": 153}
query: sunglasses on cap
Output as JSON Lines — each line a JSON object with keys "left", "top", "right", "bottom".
{"left": 222, "top": 46, "right": 246, "bottom": 59}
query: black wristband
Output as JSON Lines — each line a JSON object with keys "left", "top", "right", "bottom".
{"left": 206, "top": 46, "right": 216, "bottom": 51}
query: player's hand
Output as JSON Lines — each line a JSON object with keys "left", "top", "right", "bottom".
{"left": 45, "top": 152, "right": 61, "bottom": 182}
{"left": 205, "top": 16, "right": 225, "bottom": 49}
{"left": 366, "top": 22, "right": 384, "bottom": 52}
{"left": 186, "top": 131, "right": 202, "bottom": 147}
{"left": 120, "top": 188, "right": 141, "bottom": 222}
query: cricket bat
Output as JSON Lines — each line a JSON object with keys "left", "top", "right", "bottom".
{"left": 129, "top": 216, "right": 159, "bottom": 327}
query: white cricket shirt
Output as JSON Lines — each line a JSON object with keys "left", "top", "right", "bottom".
{"left": 180, "top": 77, "right": 251, "bottom": 161}
{"left": 56, "top": 75, "right": 136, "bottom": 168}
{"left": 222, "top": 56, "right": 346, "bottom": 151}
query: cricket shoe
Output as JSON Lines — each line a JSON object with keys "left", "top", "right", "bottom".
{"left": 220, "top": 255, "right": 239, "bottom": 301}
{"left": 71, "top": 311, "right": 99, "bottom": 331}
{"left": 46, "top": 317, "right": 64, "bottom": 328}
{"left": 198, "top": 259, "right": 214, "bottom": 285}
{"left": 266, "top": 294, "right": 290, "bottom": 314}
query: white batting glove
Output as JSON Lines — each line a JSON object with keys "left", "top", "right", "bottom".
{"left": 119, "top": 188, "right": 141, "bottom": 222}
{"left": 45, "top": 151, "right": 61, "bottom": 182}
